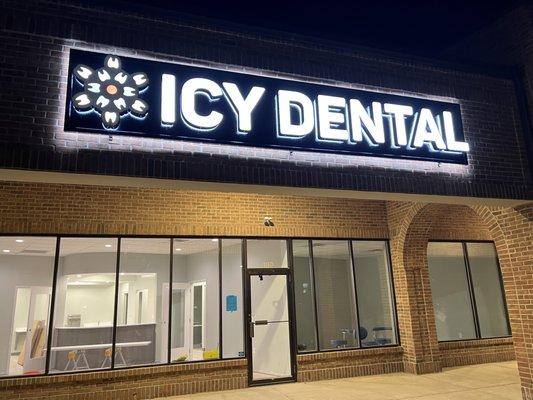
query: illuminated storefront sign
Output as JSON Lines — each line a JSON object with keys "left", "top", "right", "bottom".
{"left": 65, "top": 49, "right": 469, "bottom": 164}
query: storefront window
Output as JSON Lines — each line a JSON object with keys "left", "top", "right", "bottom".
{"left": 49, "top": 237, "right": 118, "bottom": 373}
{"left": 221, "top": 239, "right": 244, "bottom": 358}
{"left": 428, "top": 241, "right": 510, "bottom": 341}
{"left": 466, "top": 243, "right": 510, "bottom": 338}
{"left": 292, "top": 240, "right": 317, "bottom": 352}
{"left": 428, "top": 242, "right": 477, "bottom": 341}
{"left": 313, "top": 240, "right": 359, "bottom": 350}
{"left": 352, "top": 241, "right": 397, "bottom": 347}
{"left": 246, "top": 239, "right": 288, "bottom": 269}
{"left": 116, "top": 238, "right": 170, "bottom": 367}
{"left": 0, "top": 236, "right": 56, "bottom": 377}
{"left": 171, "top": 239, "right": 220, "bottom": 362}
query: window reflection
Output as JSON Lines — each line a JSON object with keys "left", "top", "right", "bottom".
{"left": 352, "top": 241, "right": 397, "bottom": 347}
{"left": 312, "top": 240, "right": 359, "bottom": 350}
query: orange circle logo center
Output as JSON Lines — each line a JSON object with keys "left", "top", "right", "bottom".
{"left": 106, "top": 84, "right": 118, "bottom": 95}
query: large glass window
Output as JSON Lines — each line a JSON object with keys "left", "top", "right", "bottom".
{"left": 428, "top": 241, "right": 510, "bottom": 341}
{"left": 352, "top": 241, "right": 397, "bottom": 347}
{"left": 116, "top": 238, "right": 170, "bottom": 367}
{"left": 428, "top": 242, "right": 477, "bottom": 341}
{"left": 313, "top": 240, "right": 359, "bottom": 350}
{"left": 0, "top": 236, "right": 56, "bottom": 377}
{"left": 246, "top": 239, "right": 288, "bottom": 269}
{"left": 466, "top": 243, "right": 510, "bottom": 338}
{"left": 171, "top": 239, "right": 220, "bottom": 362}
{"left": 50, "top": 237, "right": 118, "bottom": 373}
{"left": 292, "top": 240, "right": 317, "bottom": 352}
{"left": 221, "top": 239, "right": 244, "bottom": 358}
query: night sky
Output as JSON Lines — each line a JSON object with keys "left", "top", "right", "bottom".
{"left": 92, "top": 0, "right": 523, "bottom": 56}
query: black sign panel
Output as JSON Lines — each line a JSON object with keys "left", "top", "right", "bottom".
{"left": 64, "top": 49, "right": 468, "bottom": 164}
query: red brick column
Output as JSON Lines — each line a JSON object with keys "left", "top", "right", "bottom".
{"left": 473, "top": 204, "right": 533, "bottom": 400}
{"left": 387, "top": 202, "right": 441, "bottom": 374}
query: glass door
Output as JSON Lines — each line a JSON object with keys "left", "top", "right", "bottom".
{"left": 247, "top": 270, "right": 295, "bottom": 384}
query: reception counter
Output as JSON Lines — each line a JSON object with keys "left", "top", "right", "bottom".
{"left": 50, "top": 323, "right": 156, "bottom": 371}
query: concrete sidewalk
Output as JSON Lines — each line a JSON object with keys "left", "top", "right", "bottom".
{"left": 165, "top": 361, "right": 521, "bottom": 400}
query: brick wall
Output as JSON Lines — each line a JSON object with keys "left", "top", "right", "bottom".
{"left": 439, "top": 338, "right": 515, "bottom": 368}
{"left": 0, "top": 0, "right": 532, "bottom": 200}
{"left": 0, "top": 180, "right": 528, "bottom": 399}
{"left": 389, "top": 201, "right": 532, "bottom": 399}
{"left": 443, "top": 5, "right": 533, "bottom": 133}
{"left": 0, "top": 359, "right": 248, "bottom": 400}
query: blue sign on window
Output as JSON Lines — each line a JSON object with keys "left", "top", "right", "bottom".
{"left": 226, "top": 295, "right": 237, "bottom": 312}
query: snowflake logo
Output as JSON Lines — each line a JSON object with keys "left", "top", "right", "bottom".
{"left": 71, "top": 55, "right": 149, "bottom": 129}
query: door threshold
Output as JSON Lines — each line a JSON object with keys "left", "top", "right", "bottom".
{"left": 249, "top": 376, "right": 296, "bottom": 387}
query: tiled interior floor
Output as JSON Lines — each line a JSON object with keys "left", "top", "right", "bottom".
{"left": 165, "top": 361, "right": 521, "bottom": 400}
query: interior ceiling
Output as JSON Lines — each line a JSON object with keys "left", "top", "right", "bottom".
{"left": 0, "top": 237, "right": 223, "bottom": 256}
{"left": 0, "top": 237, "right": 492, "bottom": 258}
{"left": 292, "top": 240, "right": 386, "bottom": 258}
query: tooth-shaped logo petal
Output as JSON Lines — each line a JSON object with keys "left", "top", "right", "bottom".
{"left": 96, "top": 95, "right": 110, "bottom": 108}
{"left": 105, "top": 55, "right": 121, "bottom": 70}
{"left": 87, "top": 83, "right": 100, "bottom": 93}
{"left": 74, "top": 65, "right": 93, "bottom": 81}
{"left": 114, "top": 98, "right": 127, "bottom": 111}
{"left": 131, "top": 99, "right": 148, "bottom": 115}
{"left": 71, "top": 55, "right": 149, "bottom": 129}
{"left": 98, "top": 69, "right": 111, "bottom": 82}
{"left": 132, "top": 73, "right": 148, "bottom": 88}
{"left": 73, "top": 93, "right": 92, "bottom": 108}
{"left": 123, "top": 86, "right": 136, "bottom": 97}
{"left": 103, "top": 111, "right": 119, "bottom": 128}
{"left": 114, "top": 72, "right": 127, "bottom": 84}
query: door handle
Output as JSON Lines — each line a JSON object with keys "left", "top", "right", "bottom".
{"left": 254, "top": 320, "right": 268, "bottom": 325}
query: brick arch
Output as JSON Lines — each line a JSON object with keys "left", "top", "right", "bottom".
{"left": 391, "top": 200, "right": 533, "bottom": 398}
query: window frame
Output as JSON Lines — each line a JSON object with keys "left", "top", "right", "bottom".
{"left": 292, "top": 238, "right": 400, "bottom": 354}
{"left": 0, "top": 234, "right": 401, "bottom": 380}
{"left": 428, "top": 240, "right": 512, "bottom": 343}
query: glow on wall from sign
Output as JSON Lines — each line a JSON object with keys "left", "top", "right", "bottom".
{"left": 59, "top": 47, "right": 474, "bottom": 177}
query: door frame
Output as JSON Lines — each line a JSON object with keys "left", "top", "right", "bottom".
{"left": 245, "top": 267, "right": 297, "bottom": 386}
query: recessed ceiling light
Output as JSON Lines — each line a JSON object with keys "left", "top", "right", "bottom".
{"left": 15, "top": 239, "right": 24, "bottom": 243}
{"left": 175, "top": 248, "right": 182, "bottom": 251}
{"left": 2, "top": 249, "right": 10, "bottom": 253}
{"left": 211, "top": 238, "right": 218, "bottom": 242}
{"left": 77, "top": 274, "right": 82, "bottom": 278}
{"left": 105, "top": 244, "right": 112, "bottom": 248}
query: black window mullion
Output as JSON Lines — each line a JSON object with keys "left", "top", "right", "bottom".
{"left": 308, "top": 240, "right": 320, "bottom": 352}
{"left": 385, "top": 241, "right": 400, "bottom": 346}
{"left": 218, "top": 238, "right": 223, "bottom": 359}
{"left": 111, "top": 238, "right": 121, "bottom": 369}
{"left": 348, "top": 240, "right": 362, "bottom": 348}
{"left": 167, "top": 238, "right": 173, "bottom": 364}
{"left": 44, "top": 236, "right": 61, "bottom": 375}
{"left": 241, "top": 239, "right": 248, "bottom": 358}
{"left": 462, "top": 242, "right": 481, "bottom": 339}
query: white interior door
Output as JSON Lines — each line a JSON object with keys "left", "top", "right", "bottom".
{"left": 191, "top": 282, "right": 206, "bottom": 360}
{"left": 162, "top": 283, "right": 191, "bottom": 362}
{"left": 23, "top": 286, "right": 51, "bottom": 374}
